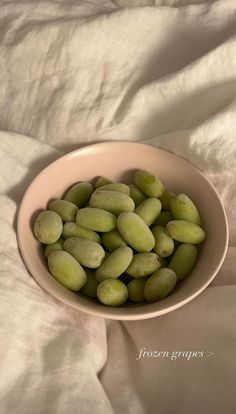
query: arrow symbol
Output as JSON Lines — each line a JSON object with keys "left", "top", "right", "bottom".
{"left": 206, "top": 351, "right": 214, "bottom": 357}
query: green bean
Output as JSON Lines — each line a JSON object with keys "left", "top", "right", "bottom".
{"left": 76, "top": 207, "right": 117, "bottom": 232}
{"left": 34, "top": 210, "right": 63, "bottom": 244}
{"left": 90, "top": 190, "right": 135, "bottom": 215}
{"left": 152, "top": 226, "right": 174, "bottom": 257}
{"left": 62, "top": 222, "right": 101, "bottom": 244}
{"left": 135, "top": 198, "right": 161, "bottom": 226}
{"left": 170, "top": 194, "right": 201, "bottom": 225}
{"left": 169, "top": 244, "right": 198, "bottom": 281}
{"left": 126, "top": 253, "right": 161, "bottom": 278}
{"left": 64, "top": 182, "right": 93, "bottom": 207}
{"left": 117, "top": 212, "right": 155, "bottom": 252}
{"left": 97, "top": 279, "right": 128, "bottom": 306}
{"left": 48, "top": 250, "right": 87, "bottom": 291}
{"left": 101, "top": 229, "right": 127, "bottom": 252}
{"left": 64, "top": 237, "right": 105, "bottom": 268}
{"left": 134, "top": 169, "right": 164, "bottom": 197}
{"left": 166, "top": 220, "right": 206, "bottom": 244}
{"left": 48, "top": 199, "right": 78, "bottom": 222}
{"left": 95, "top": 247, "right": 133, "bottom": 282}
{"left": 127, "top": 278, "right": 147, "bottom": 302}
{"left": 144, "top": 268, "right": 177, "bottom": 302}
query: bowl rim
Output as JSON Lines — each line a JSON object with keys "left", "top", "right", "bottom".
{"left": 17, "top": 141, "right": 229, "bottom": 320}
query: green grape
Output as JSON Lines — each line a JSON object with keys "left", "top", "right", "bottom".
{"left": 48, "top": 250, "right": 87, "bottom": 291}
{"left": 34, "top": 210, "right": 63, "bottom": 244}
{"left": 95, "top": 247, "right": 133, "bottom": 282}
{"left": 144, "top": 268, "right": 177, "bottom": 302}
{"left": 64, "top": 237, "right": 105, "bottom": 268}
{"left": 97, "top": 279, "right": 128, "bottom": 306}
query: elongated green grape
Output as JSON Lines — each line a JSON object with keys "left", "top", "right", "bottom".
{"left": 152, "top": 211, "right": 173, "bottom": 227}
{"left": 90, "top": 190, "right": 135, "bottom": 215}
{"left": 102, "top": 229, "right": 127, "bottom": 252}
{"left": 159, "top": 191, "right": 176, "bottom": 210}
{"left": 44, "top": 238, "right": 64, "bottom": 259}
{"left": 34, "top": 210, "right": 63, "bottom": 244}
{"left": 64, "top": 237, "right": 105, "bottom": 269}
{"left": 95, "top": 247, "right": 133, "bottom": 282}
{"left": 48, "top": 250, "right": 87, "bottom": 291}
{"left": 95, "top": 176, "right": 112, "bottom": 189}
{"left": 126, "top": 253, "right": 161, "bottom": 278}
{"left": 62, "top": 222, "right": 101, "bottom": 244}
{"left": 152, "top": 226, "right": 174, "bottom": 257}
{"left": 135, "top": 198, "right": 161, "bottom": 226}
{"left": 97, "top": 279, "right": 128, "bottom": 306}
{"left": 170, "top": 194, "right": 201, "bottom": 225}
{"left": 144, "top": 268, "right": 177, "bottom": 302}
{"left": 64, "top": 182, "right": 93, "bottom": 207}
{"left": 166, "top": 220, "right": 206, "bottom": 244}
{"left": 76, "top": 207, "right": 117, "bottom": 232}
{"left": 81, "top": 268, "right": 99, "bottom": 298}
{"left": 48, "top": 199, "right": 78, "bottom": 222}
{"left": 127, "top": 278, "right": 147, "bottom": 302}
{"left": 128, "top": 184, "right": 146, "bottom": 207}
{"left": 117, "top": 212, "right": 155, "bottom": 253}
{"left": 95, "top": 183, "right": 130, "bottom": 195}
{"left": 169, "top": 244, "right": 198, "bottom": 281}
{"left": 134, "top": 169, "right": 164, "bottom": 197}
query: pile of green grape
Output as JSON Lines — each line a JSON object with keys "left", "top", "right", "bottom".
{"left": 33, "top": 170, "right": 206, "bottom": 307}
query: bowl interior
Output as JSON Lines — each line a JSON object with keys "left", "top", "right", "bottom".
{"left": 17, "top": 142, "right": 228, "bottom": 320}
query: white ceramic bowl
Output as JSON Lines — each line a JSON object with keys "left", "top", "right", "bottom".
{"left": 17, "top": 142, "right": 228, "bottom": 320}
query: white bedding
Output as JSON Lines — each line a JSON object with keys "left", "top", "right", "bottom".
{"left": 0, "top": 1, "right": 236, "bottom": 413}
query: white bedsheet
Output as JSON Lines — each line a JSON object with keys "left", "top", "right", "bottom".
{"left": 0, "top": 1, "right": 236, "bottom": 413}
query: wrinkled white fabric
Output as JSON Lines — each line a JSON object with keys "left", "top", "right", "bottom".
{"left": 0, "top": 1, "right": 236, "bottom": 413}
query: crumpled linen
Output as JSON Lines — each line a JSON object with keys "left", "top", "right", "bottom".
{"left": 0, "top": 1, "right": 236, "bottom": 413}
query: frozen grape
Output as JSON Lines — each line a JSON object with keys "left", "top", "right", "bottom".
{"left": 48, "top": 250, "right": 87, "bottom": 291}
{"left": 81, "top": 268, "right": 99, "bottom": 298}
{"left": 134, "top": 169, "right": 164, "bottom": 197}
{"left": 97, "top": 279, "right": 128, "bottom": 306}
{"left": 152, "top": 226, "right": 174, "bottom": 257}
{"left": 170, "top": 194, "right": 201, "bottom": 225}
{"left": 48, "top": 199, "right": 78, "bottom": 222}
{"left": 62, "top": 222, "right": 101, "bottom": 244}
{"left": 166, "top": 220, "right": 206, "bottom": 244}
{"left": 169, "top": 244, "right": 198, "bottom": 281}
{"left": 159, "top": 191, "right": 175, "bottom": 210}
{"left": 76, "top": 207, "right": 117, "bottom": 232}
{"left": 44, "top": 238, "right": 64, "bottom": 259}
{"left": 95, "top": 183, "right": 130, "bottom": 195}
{"left": 95, "top": 247, "right": 133, "bottom": 282}
{"left": 95, "top": 176, "right": 112, "bottom": 189}
{"left": 64, "top": 182, "right": 93, "bottom": 207}
{"left": 135, "top": 198, "right": 161, "bottom": 226}
{"left": 64, "top": 237, "right": 105, "bottom": 268}
{"left": 128, "top": 184, "right": 146, "bottom": 207}
{"left": 127, "top": 278, "right": 147, "bottom": 302}
{"left": 34, "top": 210, "right": 63, "bottom": 244}
{"left": 101, "top": 229, "right": 127, "bottom": 252}
{"left": 144, "top": 268, "right": 177, "bottom": 302}
{"left": 152, "top": 211, "right": 173, "bottom": 227}
{"left": 126, "top": 253, "right": 161, "bottom": 278}
{"left": 90, "top": 190, "right": 135, "bottom": 215}
{"left": 117, "top": 212, "right": 155, "bottom": 253}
